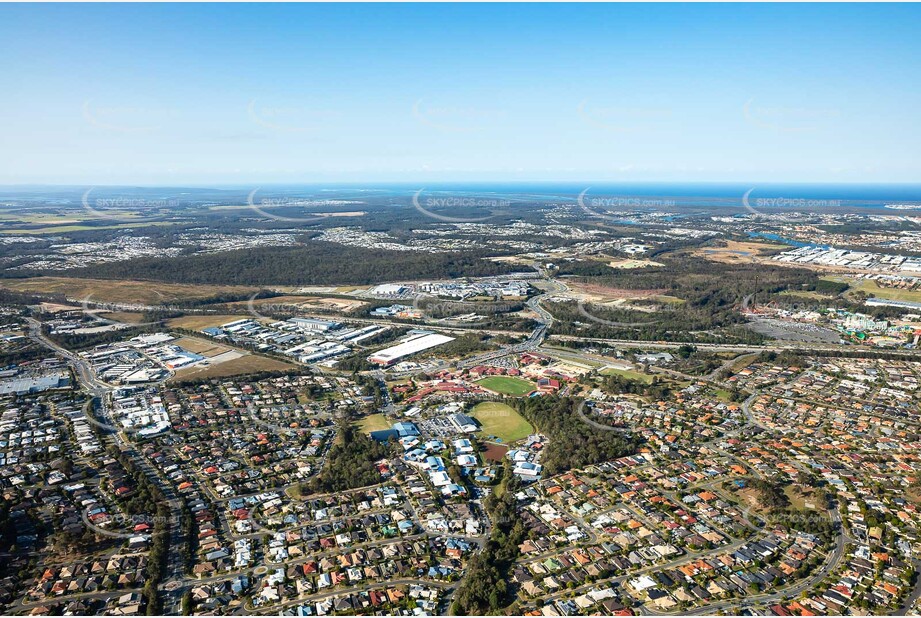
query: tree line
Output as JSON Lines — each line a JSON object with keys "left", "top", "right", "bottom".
{"left": 55, "top": 241, "right": 520, "bottom": 287}
{"left": 452, "top": 465, "right": 526, "bottom": 615}
{"left": 513, "top": 396, "right": 639, "bottom": 476}
{"left": 548, "top": 256, "right": 850, "bottom": 343}
{"left": 304, "top": 419, "right": 395, "bottom": 494}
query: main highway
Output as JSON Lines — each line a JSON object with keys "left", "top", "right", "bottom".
{"left": 26, "top": 317, "right": 188, "bottom": 613}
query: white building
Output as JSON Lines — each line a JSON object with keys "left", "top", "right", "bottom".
{"left": 289, "top": 318, "right": 340, "bottom": 332}
{"left": 369, "top": 283, "right": 408, "bottom": 296}
{"left": 367, "top": 332, "right": 455, "bottom": 366}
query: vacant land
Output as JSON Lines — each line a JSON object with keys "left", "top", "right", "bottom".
{"left": 907, "top": 486, "right": 921, "bottom": 507}
{"left": 174, "top": 336, "right": 233, "bottom": 357}
{"left": 169, "top": 354, "right": 294, "bottom": 382}
{"left": 0, "top": 212, "right": 91, "bottom": 225}
{"left": 225, "top": 295, "right": 367, "bottom": 313}
{"left": 648, "top": 295, "right": 686, "bottom": 305}
{"left": 569, "top": 281, "right": 669, "bottom": 303}
{"left": 607, "top": 258, "right": 663, "bottom": 269}
{"left": 779, "top": 289, "right": 837, "bottom": 301}
{"left": 694, "top": 240, "right": 788, "bottom": 264}
{"left": 98, "top": 311, "right": 149, "bottom": 324}
{"left": 600, "top": 366, "right": 654, "bottom": 383}
{"left": 482, "top": 442, "right": 510, "bottom": 463}
{"left": 728, "top": 353, "right": 760, "bottom": 373}
{"left": 0, "top": 221, "right": 179, "bottom": 235}
{"left": 785, "top": 485, "right": 819, "bottom": 511}
{"left": 475, "top": 376, "right": 536, "bottom": 396}
{"left": 470, "top": 402, "right": 534, "bottom": 443}
{"left": 293, "top": 296, "right": 367, "bottom": 312}
{"left": 167, "top": 314, "right": 256, "bottom": 331}
{"left": 0, "top": 277, "right": 261, "bottom": 305}
{"left": 735, "top": 486, "right": 771, "bottom": 515}
{"left": 358, "top": 413, "right": 392, "bottom": 434}
{"left": 845, "top": 278, "right": 921, "bottom": 303}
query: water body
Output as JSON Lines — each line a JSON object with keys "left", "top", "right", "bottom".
{"left": 374, "top": 182, "right": 921, "bottom": 210}
{"left": 3, "top": 182, "right": 920, "bottom": 212}
{"left": 746, "top": 232, "right": 820, "bottom": 248}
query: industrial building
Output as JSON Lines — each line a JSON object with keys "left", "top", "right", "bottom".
{"left": 289, "top": 317, "right": 340, "bottom": 332}
{"left": 367, "top": 332, "right": 455, "bottom": 366}
{"left": 368, "top": 283, "right": 408, "bottom": 296}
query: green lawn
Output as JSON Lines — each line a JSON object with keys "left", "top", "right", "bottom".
{"left": 470, "top": 402, "right": 534, "bottom": 443}
{"left": 600, "top": 366, "right": 653, "bottom": 384}
{"left": 475, "top": 376, "right": 537, "bottom": 396}
{"left": 651, "top": 295, "right": 686, "bottom": 305}
{"left": 779, "top": 289, "right": 836, "bottom": 301}
{"left": 358, "top": 413, "right": 392, "bottom": 434}
{"left": 846, "top": 278, "right": 921, "bottom": 303}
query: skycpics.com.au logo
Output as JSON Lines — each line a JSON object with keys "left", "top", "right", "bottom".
{"left": 82, "top": 99, "right": 177, "bottom": 133}
{"left": 412, "top": 189, "right": 507, "bottom": 223}
{"left": 82, "top": 509, "right": 179, "bottom": 539}
{"left": 577, "top": 188, "right": 677, "bottom": 221}
{"left": 412, "top": 296, "right": 520, "bottom": 317}
{"left": 742, "top": 98, "right": 841, "bottom": 133}
{"left": 246, "top": 189, "right": 325, "bottom": 224}
{"left": 79, "top": 294, "right": 160, "bottom": 330}
{"left": 742, "top": 188, "right": 841, "bottom": 218}
{"left": 245, "top": 405, "right": 315, "bottom": 435}
{"left": 411, "top": 99, "right": 505, "bottom": 133}
{"left": 247, "top": 99, "right": 342, "bottom": 133}
{"left": 575, "top": 299, "right": 658, "bottom": 329}
{"left": 577, "top": 99, "right": 672, "bottom": 132}
{"left": 81, "top": 188, "right": 177, "bottom": 221}
{"left": 575, "top": 400, "right": 633, "bottom": 434}
{"left": 244, "top": 294, "right": 311, "bottom": 321}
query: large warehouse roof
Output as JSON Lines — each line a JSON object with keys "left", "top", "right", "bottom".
{"left": 368, "top": 333, "right": 455, "bottom": 365}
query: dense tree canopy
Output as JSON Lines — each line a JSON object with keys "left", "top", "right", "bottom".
{"left": 548, "top": 257, "right": 851, "bottom": 343}
{"left": 307, "top": 420, "right": 394, "bottom": 493}
{"left": 514, "top": 396, "right": 639, "bottom": 476}
{"left": 67, "top": 241, "right": 519, "bottom": 286}
{"left": 452, "top": 467, "right": 525, "bottom": 615}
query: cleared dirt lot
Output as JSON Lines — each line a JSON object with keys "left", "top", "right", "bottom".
{"left": 98, "top": 311, "right": 149, "bottom": 324}
{"left": 692, "top": 240, "right": 787, "bottom": 264}
{"left": 225, "top": 295, "right": 368, "bottom": 313}
{"left": 170, "top": 353, "right": 295, "bottom": 382}
{"left": 167, "top": 314, "right": 254, "bottom": 331}
{"left": 606, "top": 258, "right": 663, "bottom": 269}
{"left": 173, "top": 336, "right": 233, "bottom": 357}
{"left": 568, "top": 281, "right": 670, "bottom": 303}
{"left": 0, "top": 276, "right": 261, "bottom": 305}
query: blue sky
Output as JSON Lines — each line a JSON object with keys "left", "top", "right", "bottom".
{"left": 2, "top": 3, "right": 919, "bottom": 185}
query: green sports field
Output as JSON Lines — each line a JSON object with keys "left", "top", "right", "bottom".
{"left": 358, "top": 413, "right": 392, "bottom": 434}
{"left": 475, "top": 376, "right": 536, "bottom": 396}
{"left": 470, "top": 402, "right": 534, "bottom": 443}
